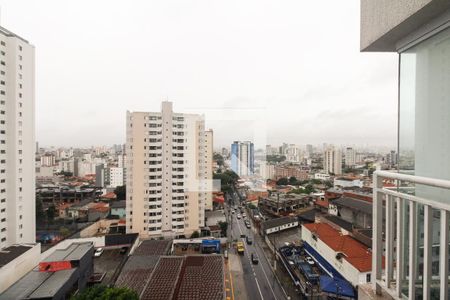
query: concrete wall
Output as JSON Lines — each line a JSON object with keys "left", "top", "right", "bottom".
{"left": 0, "top": 243, "right": 41, "bottom": 293}
{"left": 361, "top": 0, "right": 450, "bottom": 51}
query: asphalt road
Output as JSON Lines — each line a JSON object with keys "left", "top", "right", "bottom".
{"left": 227, "top": 192, "right": 287, "bottom": 300}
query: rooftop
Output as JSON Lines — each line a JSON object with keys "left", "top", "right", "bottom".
{"left": 0, "top": 244, "right": 35, "bottom": 267}
{"left": 332, "top": 197, "right": 372, "bottom": 215}
{"left": 42, "top": 242, "right": 93, "bottom": 262}
{"left": 110, "top": 200, "right": 126, "bottom": 208}
{"left": 261, "top": 216, "right": 298, "bottom": 230}
{"left": 0, "top": 242, "right": 93, "bottom": 300}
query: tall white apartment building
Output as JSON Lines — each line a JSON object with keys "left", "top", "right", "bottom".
{"left": 204, "top": 130, "right": 213, "bottom": 211}
{"left": 107, "top": 167, "right": 124, "bottom": 188}
{"left": 126, "top": 101, "right": 212, "bottom": 238}
{"left": 344, "top": 147, "right": 357, "bottom": 167}
{"left": 285, "top": 144, "right": 301, "bottom": 162}
{"left": 0, "top": 27, "right": 35, "bottom": 249}
{"left": 323, "top": 147, "right": 342, "bottom": 175}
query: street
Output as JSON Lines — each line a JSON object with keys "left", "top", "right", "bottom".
{"left": 226, "top": 192, "right": 288, "bottom": 300}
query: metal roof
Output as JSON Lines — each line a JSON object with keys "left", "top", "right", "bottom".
{"left": 261, "top": 216, "right": 298, "bottom": 230}
{"left": 332, "top": 197, "right": 372, "bottom": 215}
{"left": 42, "top": 242, "right": 92, "bottom": 262}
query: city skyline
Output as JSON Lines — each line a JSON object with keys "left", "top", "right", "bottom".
{"left": 0, "top": 0, "right": 397, "bottom": 147}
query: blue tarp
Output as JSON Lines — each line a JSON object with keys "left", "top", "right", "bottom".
{"left": 298, "top": 262, "right": 319, "bottom": 283}
{"left": 320, "top": 275, "right": 355, "bottom": 298}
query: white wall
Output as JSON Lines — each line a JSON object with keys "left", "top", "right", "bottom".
{"left": 0, "top": 243, "right": 41, "bottom": 293}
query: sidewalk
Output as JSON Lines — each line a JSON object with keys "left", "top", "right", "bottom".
{"left": 228, "top": 251, "right": 248, "bottom": 300}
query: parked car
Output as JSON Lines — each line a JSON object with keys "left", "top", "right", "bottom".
{"left": 305, "top": 256, "right": 315, "bottom": 265}
{"left": 120, "top": 247, "right": 128, "bottom": 254}
{"left": 246, "top": 223, "right": 251, "bottom": 229}
{"left": 237, "top": 214, "right": 241, "bottom": 219}
{"left": 224, "top": 250, "right": 228, "bottom": 259}
{"left": 94, "top": 248, "right": 104, "bottom": 257}
{"left": 251, "top": 253, "right": 259, "bottom": 264}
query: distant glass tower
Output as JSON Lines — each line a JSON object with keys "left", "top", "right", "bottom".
{"left": 231, "top": 141, "right": 254, "bottom": 176}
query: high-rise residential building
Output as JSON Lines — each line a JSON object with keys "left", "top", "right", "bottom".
{"left": 97, "top": 165, "right": 124, "bottom": 188}
{"left": 285, "top": 144, "right": 301, "bottom": 162}
{"left": 126, "top": 101, "right": 212, "bottom": 239}
{"left": 231, "top": 141, "right": 254, "bottom": 176}
{"left": 323, "top": 147, "right": 342, "bottom": 175}
{"left": 0, "top": 27, "right": 35, "bottom": 249}
{"left": 40, "top": 154, "right": 56, "bottom": 167}
{"left": 345, "top": 147, "right": 357, "bottom": 167}
{"left": 306, "top": 144, "right": 313, "bottom": 158}
{"left": 204, "top": 130, "right": 213, "bottom": 211}
{"left": 385, "top": 150, "right": 397, "bottom": 167}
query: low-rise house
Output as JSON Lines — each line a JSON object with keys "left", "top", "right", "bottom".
{"left": 330, "top": 197, "right": 372, "bottom": 229}
{"left": 110, "top": 200, "right": 126, "bottom": 218}
{"left": 260, "top": 216, "right": 298, "bottom": 235}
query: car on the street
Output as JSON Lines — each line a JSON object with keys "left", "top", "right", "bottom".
{"left": 237, "top": 214, "right": 241, "bottom": 219}
{"left": 242, "top": 213, "right": 246, "bottom": 217}
{"left": 94, "top": 248, "right": 104, "bottom": 257}
{"left": 231, "top": 210, "right": 235, "bottom": 214}
{"left": 237, "top": 242, "right": 245, "bottom": 255}
{"left": 305, "top": 256, "right": 315, "bottom": 265}
{"left": 246, "top": 236, "right": 253, "bottom": 245}
{"left": 246, "top": 223, "right": 251, "bottom": 229}
{"left": 120, "top": 247, "right": 128, "bottom": 254}
{"left": 251, "top": 253, "right": 259, "bottom": 264}
{"left": 224, "top": 250, "right": 228, "bottom": 259}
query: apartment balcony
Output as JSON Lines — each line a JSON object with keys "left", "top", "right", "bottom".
{"left": 172, "top": 220, "right": 185, "bottom": 226}
{"left": 148, "top": 215, "right": 162, "bottom": 221}
{"left": 172, "top": 199, "right": 185, "bottom": 206}
{"left": 148, "top": 207, "right": 162, "bottom": 214}
{"left": 372, "top": 171, "right": 450, "bottom": 300}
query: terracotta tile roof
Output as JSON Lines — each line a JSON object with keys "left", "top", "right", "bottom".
{"left": 101, "top": 192, "right": 117, "bottom": 199}
{"left": 315, "top": 199, "right": 329, "bottom": 208}
{"left": 303, "top": 223, "right": 376, "bottom": 272}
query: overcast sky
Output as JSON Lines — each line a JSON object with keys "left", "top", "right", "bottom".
{"left": 0, "top": 0, "right": 398, "bottom": 148}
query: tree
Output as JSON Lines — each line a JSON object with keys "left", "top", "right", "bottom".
{"left": 218, "top": 221, "right": 228, "bottom": 237}
{"left": 47, "top": 205, "right": 56, "bottom": 222}
{"left": 59, "top": 227, "right": 71, "bottom": 238}
{"left": 191, "top": 231, "right": 200, "bottom": 238}
{"left": 248, "top": 203, "right": 257, "bottom": 209}
{"left": 71, "top": 285, "right": 138, "bottom": 300}
{"left": 288, "top": 176, "right": 298, "bottom": 185}
{"left": 36, "top": 195, "right": 45, "bottom": 223}
{"left": 213, "top": 153, "right": 224, "bottom": 166}
{"left": 304, "top": 184, "right": 316, "bottom": 194}
{"left": 276, "top": 177, "right": 289, "bottom": 186}
{"left": 324, "top": 180, "right": 333, "bottom": 188}
{"left": 114, "top": 185, "right": 126, "bottom": 200}
{"left": 311, "top": 179, "right": 322, "bottom": 185}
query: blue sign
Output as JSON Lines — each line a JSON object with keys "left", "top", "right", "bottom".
{"left": 201, "top": 239, "right": 220, "bottom": 253}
